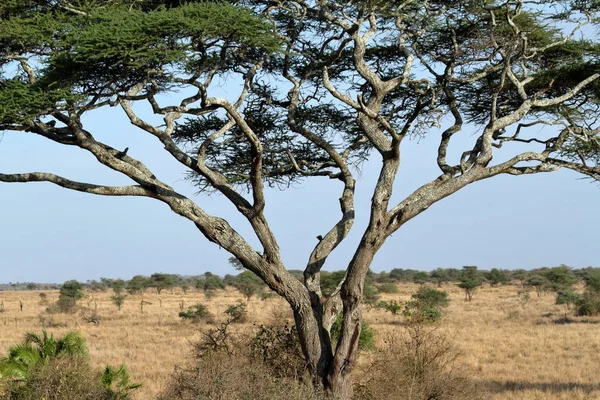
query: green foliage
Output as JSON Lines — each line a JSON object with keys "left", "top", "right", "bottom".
{"left": 259, "top": 290, "right": 276, "bottom": 301}
{"left": 330, "top": 313, "right": 375, "bottom": 351}
{"left": 377, "top": 300, "right": 403, "bottom": 315}
{"left": 543, "top": 265, "right": 578, "bottom": 293}
{"left": 576, "top": 270, "right": 600, "bottom": 316}
{"left": 126, "top": 275, "right": 148, "bottom": 295}
{"left": 412, "top": 271, "right": 429, "bottom": 285}
{"left": 111, "top": 279, "right": 126, "bottom": 295}
{"left": 60, "top": 280, "right": 84, "bottom": 300}
{"left": 111, "top": 294, "right": 126, "bottom": 311}
{"left": 149, "top": 273, "right": 176, "bottom": 294}
{"left": 320, "top": 270, "right": 346, "bottom": 297}
{"left": 0, "top": 330, "right": 140, "bottom": 400}
{"left": 0, "top": 330, "right": 87, "bottom": 381}
{"left": 486, "top": 269, "right": 509, "bottom": 286}
{"left": 404, "top": 286, "right": 450, "bottom": 323}
{"left": 0, "top": 80, "right": 78, "bottom": 124}
{"left": 555, "top": 290, "right": 582, "bottom": 310}
{"left": 0, "top": 357, "right": 108, "bottom": 400}
{"left": 231, "top": 271, "right": 264, "bottom": 300}
{"left": 101, "top": 364, "right": 143, "bottom": 399}
{"left": 430, "top": 268, "right": 452, "bottom": 286}
{"left": 224, "top": 302, "right": 248, "bottom": 323}
{"left": 179, "top": 303, "right": 212, "bottom": 323}
{"left": 524, "top": 273, "right": 549, "bottom": 296}
{"left": 376, "top": 283, "right": 399, "bottom": 294}
{"left": 46, "top": 280, "right": 84, "bottom": 314}
{"left": 0, "top": 1, "right": 282, "bottom": 127}
{"left": 198, "top": 274, "right": 225, "bottom": 292}
{"left": 457, "top": 266, "right": 483, "bottom": 301}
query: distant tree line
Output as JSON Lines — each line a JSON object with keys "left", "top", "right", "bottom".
{"left": 5, "top": 265, "right": 600, "bottom": 294}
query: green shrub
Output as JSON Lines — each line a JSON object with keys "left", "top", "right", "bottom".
{"left": 0, "top": 331, "right": 141, "bottom": 400}
{"left": 1, "top": 357, "right": 108, "bottom": 400}
{"left": 330, "top": 313, "right": 375, "bottom": 351}
{"left": 576, "top": 291, "right": 600, "bottom": 316}
{"left": 404, "top": 286, "right": 450, "bottom": 323}
{"left": 101, "top": 364, "right": 143, "bottom": 399}
{"left": 555, "top": 290, "right": 582, "bottom": 311}
{"left": 259, "top": 290, "right": 276, "bottom": 301}
{"left": 179, "top": 303, "right": 212, "bottom": 323}
{"left": 376, "top": 283, "right": 399, "bottom": 294}
{"left": 576, "top": 270, "right": 600, "bottom": 316}
{"left": 377, "top": 300, "right": 403, "bottom": 314}
{"left": 225, "top": 302, "right": 248, "bottom": 323}
{"left": 111, "top": 294, "right": 126, "bottom": 311}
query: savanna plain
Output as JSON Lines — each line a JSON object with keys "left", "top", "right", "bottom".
{"left": 0, "top": 283, "right": 599, "bottom": 399}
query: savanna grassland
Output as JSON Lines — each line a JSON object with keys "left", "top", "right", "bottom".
{"left": 0, "top": 283, "right": 599, "bottom": 399}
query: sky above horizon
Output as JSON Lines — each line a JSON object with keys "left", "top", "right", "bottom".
{"left": 1, "top": 97, "right": 599, "bottom": 284}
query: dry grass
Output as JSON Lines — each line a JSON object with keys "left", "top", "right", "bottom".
{"left": 0, "top": 284, "right": 599, "bottom": 399}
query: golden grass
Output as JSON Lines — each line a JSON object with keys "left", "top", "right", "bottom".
{"left": 1, "top": 284, "right": 600, "bottom": 399}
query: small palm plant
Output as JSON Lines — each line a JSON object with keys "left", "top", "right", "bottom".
{"left": 102, "top": 364, "right": 143, "bottom": 399}
{"left": 0, "top": 330, "right": 87, "bottom": 381}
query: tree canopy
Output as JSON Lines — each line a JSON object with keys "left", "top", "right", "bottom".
{"left": 2, "top": 0, "right": 600, "bottom": 396}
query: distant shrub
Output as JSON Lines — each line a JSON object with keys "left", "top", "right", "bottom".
{"left": 259, "top": 290, "right": 276, "bottom": 301}
{"left": 576, "top": 270, "right": 600, "bottom": 316}
{"left": 204, "top": 290, "right": 216, "bottom": 300}
{"left": 376, "top": 283, "right": 399, "bottom": 294}
{"left": 404, "top": 286, "right": 450, "bottom": 323}
{"left": 377, "top": 300, "right": 403, "bottom": 315}
{"left": 225, "top": 302, "right": 248, "bottom": 323}
{"left": 46, "top": 295, "right": 78, "bottom": 314}
{"left": 457, "top": 266, "right": 482, "bottom": 301}
{"left": 111, "top": 294, "right": 127, "bottom": 311}
{"left": 179, "top": 303, "right": 212, "bottom": 323}
{"left": 555, "top": 290, "right": 582, "bottom": 311}
{"left": 330, "top": 313, "right": 375, "bottom": 351}
{"left": 47, "top": 280, "right": 85, "bottom": 314}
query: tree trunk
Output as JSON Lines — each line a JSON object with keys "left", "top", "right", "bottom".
{"left": 325, "top": 233, "right": 382, "bottom": 399}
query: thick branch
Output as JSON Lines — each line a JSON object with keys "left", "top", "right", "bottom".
{"left": 0, "top": 172, "right": 154, "bottom": 196}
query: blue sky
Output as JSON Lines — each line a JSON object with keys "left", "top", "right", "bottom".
{"left": 1, "top": 100, "right": 599, "bottom": 283}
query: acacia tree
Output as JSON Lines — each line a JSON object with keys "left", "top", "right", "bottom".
{"left": 1, "top": 0, "right": 600, "bottom": 396}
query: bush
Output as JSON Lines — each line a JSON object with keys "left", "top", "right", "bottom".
{"left": 330, "top": 313, "right": 375, "bottom": 351}
{"left": 249, "top": 324, "right": 307, "bottom": 379}
{"left": 179, "top": 303, "right": 212, "bottom": 323}
{"left": 224, "top": 302, "right": 248, "bottom": 323}
{"left": 157, "top": 350, "right": 318, "bottom": 400}
{"left": 404, "top": 286, "right": 450, "bottom": 323}
{"left": 576, "top": 270, "right": 600, "bottom": 316}
{"left": 376, "top": 283, "right": 399, "bottom": 294}
{"left": 259, "top": 290, "right": 276, "bottom": 301}
{"left": 377, "top": 300, "right": 403, "bottom": 314}
{"left": 0, "top": 331, "right": 141, "bottom": 400}
{"left": 354, "top": 325, "right": 483, "bottom": 400}
{"left": 576, "top": 291, "right": 600, "bottom": 316}
{"left": 555, "top": 290, "right": 582, "bottom": 311}
{"left": 1, "top": 357, "right": 109, "bottom": 400}
{"left": 46, "top": 295, "right": 78, "bottom": 314}
{"left": 457, "top": 266, "right": 482, "bottom": 301}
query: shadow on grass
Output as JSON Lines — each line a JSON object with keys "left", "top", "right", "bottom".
{"left": 485, "top": 380, "right": 600, "bottom": 394}
{"left": 535, "top": 314, "right": 600, "bottom": 325}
